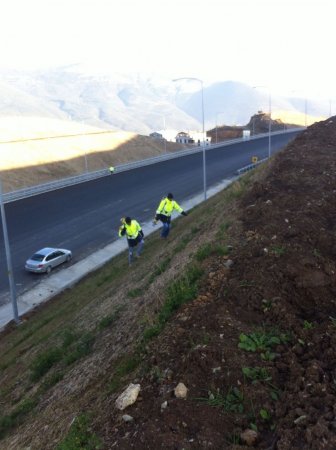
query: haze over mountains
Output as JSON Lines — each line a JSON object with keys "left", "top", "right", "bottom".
{"left": 0, "top": 65, "right": 329, "bottom": 135}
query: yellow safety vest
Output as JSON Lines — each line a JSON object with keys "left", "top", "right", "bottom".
{"left": 119, "top": 220, "right": 142, "bottom": 239}
{"left": 156, "top": 198, "right": 183, "bottom": 216}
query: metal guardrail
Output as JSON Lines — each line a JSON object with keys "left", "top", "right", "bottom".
{"left": 237, "top": 157, "right": 269, "bottom": 174}
{"left": 2, "top": 128, "right": 302, "bottom": 204}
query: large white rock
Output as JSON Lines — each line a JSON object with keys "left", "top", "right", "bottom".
{"left": 115, "top": 383, "right": 141, "bottom": 410}
{"left": 174, "top": 382, "right": 188, "bottom": 399}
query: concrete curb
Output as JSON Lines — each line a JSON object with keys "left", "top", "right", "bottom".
{"left": 0, "top": 178, "right": 235, "bottom": 330}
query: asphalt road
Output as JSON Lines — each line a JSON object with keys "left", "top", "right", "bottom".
{"left": 0, "top": 131, "right": 301, "bottom": 303}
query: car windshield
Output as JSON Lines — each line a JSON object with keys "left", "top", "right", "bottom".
{"left": 31, "top": 253, "right": 45, "bottom": 262}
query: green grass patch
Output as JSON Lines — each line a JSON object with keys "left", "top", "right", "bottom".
{"left": 56, "top": 414, "right": 102, "bottom": 450}
{"left": 195, "top": 243, "right": 230, "bottom": 261}
{"left": 0, "top": 398, "right": 37, "bottom": 439}
{"left": 30, "top": 331, "right": 95, "bottom": 380}
{"left": 147, "top": 257, "right": 172, "bottom": 284}
{"left": 63, "top": 332, "right": 95, "bottom": 366}
{"left": 98, "top": 312, "right": 120, "bottom": 331}
{"left": 216, "top": 221, "right": 231, "bottom": 239}
{"left": 197, "top": 386, "right": 244, "bottom": 413}
{"left": 41, "top": 371, "right": 65, "bottom": 390}
{"left": 60, "top": 329, "right": 79, "bottom": 349}
{"left": 195, "top": 243, "right": 213, "bottom": 261}
{"left": 30, "top": 347, "right": 63, "bottom": 381}
{"left": 127, "top": 287, "right": 144, "bottom": 298}
{"left": 142, "top": 264, "right": 203, "bottom": 345}
{"left": 158, "top": 265, "right": 203, "bottom": 325}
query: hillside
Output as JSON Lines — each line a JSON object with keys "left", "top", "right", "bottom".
{"left": 0, "top": 116, "right": 184, "bottom": 193}
{"left": 0, "top": 68, "right": 327, "bottom": 133}
{"left": 0, "top": 118, "right": 335, "bottom": 449}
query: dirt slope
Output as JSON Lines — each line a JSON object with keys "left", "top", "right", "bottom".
{"left": 102, "top": 118, "right": 336, "bottom": 449}
{"left": 0, "top": 118, "right": 335, "bottom": 450}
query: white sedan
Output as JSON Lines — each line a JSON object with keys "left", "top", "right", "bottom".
{"left": 25, "top": 247, "right": 72, "bottom": 274}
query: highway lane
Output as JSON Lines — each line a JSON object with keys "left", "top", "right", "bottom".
{"left": 0, "top": 131, "right": 301, "bottom": 303}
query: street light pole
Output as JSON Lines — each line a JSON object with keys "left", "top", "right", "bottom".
{"left": 163, "top": 116, "right": 167, "bottom": 153}
{"left": 215, "top": 112, "right": 225, "bottom": 144}
{"left": 305, "top": 98, "right": 308, "bottom": 127}
{"left": 254, "top": 86, "right": 272, "bottom": 158}
{"left": 173, "top": 77, "right": 207, "bottom": 200}
{"left": 268, "top": 91, "right": 272, "bottom": 159}
{"left": 0, "top": 177, "right": 19, "bottom": 324}
{"left": 81, "top": 121, "right": 88, "bottom": 172}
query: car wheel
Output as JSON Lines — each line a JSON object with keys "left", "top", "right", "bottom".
{"left": 46, "top": 266, "right": 52, "bottom": 274}
{"left": 66, "top": 254, "right": 72, "bottom": 262}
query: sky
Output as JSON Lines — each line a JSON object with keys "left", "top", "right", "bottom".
{"left": 1, "top": 0, "right": 335, "bottom": 99}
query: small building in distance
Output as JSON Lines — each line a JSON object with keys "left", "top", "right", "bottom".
{"left": 175, "top": 131, "right": 211, "bottom": 146}
{"left": 149, "top": 131, "right": 164, "bottom": 140}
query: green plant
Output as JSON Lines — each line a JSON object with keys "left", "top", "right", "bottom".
{"left": 224, "top": 387, "right": 244, "bottom": 413}
{"left": 127, "top": 287, "right": 144, "bottom": 298}
{"left": 260, "top": 350, "right": 276, "bottom": 361}
{"left": 147, "top": 258, "right": 172, "bottom": 284}
{"left": 303, "top": 320, "right": 314, "bottom": 330}
{"left": 61, "top": 329, "right": 78, "bottom": 349}
{"left": 97, "top": 306, "right": 124, "bottom": 330}
{"left": 157, "top": 265, "right": 203, "bottom": 326}
{"left": 261, "top": 298, "right": 273, "bottom": 312}
{"left": 242, "top": 367, "right": 272, "bottom": 383}
{"left": 226, "top": 432, "right": 242, "bottom": 444}
{"left": 30, "top": 347, "right": 63, "bottom": 381}
{"left": 239, "top": 280, "right": 254, "bottom": 287}
{"left": 214, "top": 244, "right": 230, "bottom": 256}
{"left": 270, "top": 245, "right": 285, "bottom": 256}
{"left": 56, "top": 414, "right": 102, "bottom": 450}
{"left": 98, "top": 314, "right": 117, "bottom": 330}
{"left": 149, "top": 366, "right": 164, "bottom": 383}
{"left": 313, "top": 248, "right": 321, "bottom": 257}
{"left": 195, "top": 243, "right": 213, "bottom": 261}
{"left": 198, "top": 387, "right": 244, "bottom": 413}
{"left": 42, "top": 371, "right": 65, "bottom": 390}
{"left": 216, "top": 221, "right": 231, "bottom": 239}
{"left": 200, "top": 332, "right": 211, "bottom": 345}
{"left": 143, "top": 324, "right": 162, "bottom": 342}
{"left": 63, "top": 332, "right": 95, "bottom": 366}
{"left": 238, "top": 329, "right": 288, "bottom": 359}
{"left": 260, "top": 408, "right": 271, "bottom": 421}
{"left": 250, "top": 422, "right": 258, "bottom": 432}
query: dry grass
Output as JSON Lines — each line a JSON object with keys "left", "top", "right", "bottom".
{"left": 0, "top": 116, "right": 184, "bottom": 192}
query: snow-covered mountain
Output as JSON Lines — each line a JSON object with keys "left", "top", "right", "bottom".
{"left": 0, "top": 66, "right": 329, "bottom": 135}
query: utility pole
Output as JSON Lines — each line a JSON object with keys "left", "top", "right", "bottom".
{"left": 0, "top": 178, "right": 19, "bottom": 323}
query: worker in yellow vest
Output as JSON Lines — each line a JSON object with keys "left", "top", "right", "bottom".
{"left": 153, "top": 192, "right": 187, "bottom": 238}
{"left": 119, "top": 217, "right": 144, "bottom": 265}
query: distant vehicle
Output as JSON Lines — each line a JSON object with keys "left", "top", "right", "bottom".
{"left": 25, "top": 247, "right": 72, "bottom": 274}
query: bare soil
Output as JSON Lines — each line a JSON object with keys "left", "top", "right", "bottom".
{"left": 101, "top": 118, "right": 336, "bottom": 449}
{"left": 0, "top": 117, "right": 336, "bottom": 450}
